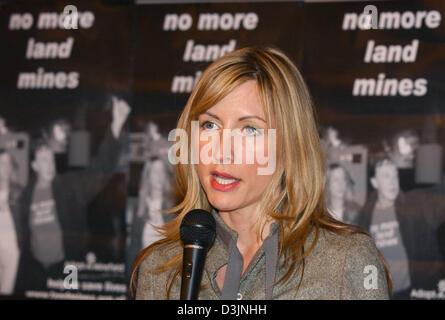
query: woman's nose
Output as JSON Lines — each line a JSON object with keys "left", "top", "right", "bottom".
{"left": 213, "top": 130, "right": 234, "bottom": 164}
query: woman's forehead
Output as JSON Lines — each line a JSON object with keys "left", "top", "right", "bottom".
{"left": 201, "top": 81, "right": 274, "bottom": 125}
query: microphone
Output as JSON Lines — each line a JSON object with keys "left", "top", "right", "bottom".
{"left": 180, "top": 209, "right": 216, "bottom": 300}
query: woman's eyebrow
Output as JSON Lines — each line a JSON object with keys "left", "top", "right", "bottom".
{"left": 201, "top": 111, "right": 220, "bottom": 120}
{"left": 238, "top": 115, "right": 266, "bottom": 123}
{"left": 202, "top": 111, "right": 266, "bottom": 123}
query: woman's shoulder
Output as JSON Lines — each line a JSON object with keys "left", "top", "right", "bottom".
{"left": 313, "top": 228, "right": 386, "bottom": 273}
{"left": 305, "top": 226, "right": 376, "bottom": 255}
{"left": 305, "top": 228, "right": 390, "bottom": 299}
{"left": 135, "top": 241, "right": 181, "bottom": 299}
{"left": 139, "top": 241, "right": 181, "bottom": 273}
{"left": 318, "top": 228, "right": 377, "bottom": 252}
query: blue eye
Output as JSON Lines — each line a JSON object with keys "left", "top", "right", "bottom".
{"left": 201, "top": 120, "right": 218, "bottom": 130}
{"left": 242, "top": 126, "right": 260, "bottom": 136}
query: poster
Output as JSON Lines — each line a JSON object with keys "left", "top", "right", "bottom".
{"left": 0, "top": 0, "right": 443, "bottom": 300}
{"left": 303, "top": 0, "right": 445, "bottom": 299}
{"left": 0, "top": 0, "right": 132, "bottom": 299}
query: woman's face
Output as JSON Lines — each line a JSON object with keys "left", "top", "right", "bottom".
{"left": 196, "top": 80, "right": 275, "bottom": 214}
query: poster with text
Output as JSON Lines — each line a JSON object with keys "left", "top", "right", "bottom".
{"left": 303, "top": 0, "right": 445, "bottom": 299}
{"left": 0, "top": 0, "right": 132, "bottom": 299}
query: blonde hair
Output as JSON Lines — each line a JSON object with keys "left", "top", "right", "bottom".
{"left": 130, "top": 45, "right": 392, "bottom": 297}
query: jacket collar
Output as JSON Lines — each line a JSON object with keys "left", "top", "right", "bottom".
{"left": 210, "top": 207, "right": 280, "bottom": 249}
{"left": 205, "top": 208, "right": 280, "bottom": 299}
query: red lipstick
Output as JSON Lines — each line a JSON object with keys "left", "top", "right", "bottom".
{"left": 210, "top": 170, "right": 241, "bottom": 192}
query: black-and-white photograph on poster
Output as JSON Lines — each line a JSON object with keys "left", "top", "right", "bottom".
{"left": 0, "top": 0, "right": 132, "bottom": 299}
{"left": 124, "top": 117, "right": 177, "bottom": 286}
{"left": 303, "top": 0, "right": 445, "bottom": 300}
{"left": 0, "top": 0, "right": 444, "bottom": 301}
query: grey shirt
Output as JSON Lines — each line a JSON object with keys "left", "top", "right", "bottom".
{"left": 136, "top": 210, "right": 389, "bottom": 300}
{"left": 29, "top": 186, "right": 65, "bottom": 268}
{"left": 370, "top": 205, "right": 411, "bottom": 293}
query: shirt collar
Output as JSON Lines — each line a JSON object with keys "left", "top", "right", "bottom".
{"left": 210, "top": 207, "right": 280, "bottom": 249}
{"left": 205, "top": 207, "right": 280, "bottom": 299}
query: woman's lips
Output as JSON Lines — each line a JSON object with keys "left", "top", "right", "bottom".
{"left": 210, "top": 171, "right": 241, "bottom": 192}
{"left": 211, "top": 170, "right": 239, "bottom": 180}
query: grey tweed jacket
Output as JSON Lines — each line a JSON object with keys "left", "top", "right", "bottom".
{"left": 135, "top": 210, "right": 390, "bottom": 300}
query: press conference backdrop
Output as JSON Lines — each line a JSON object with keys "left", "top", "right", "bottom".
{"left": 0, "top": 0, "right": 444, "bottom": 300}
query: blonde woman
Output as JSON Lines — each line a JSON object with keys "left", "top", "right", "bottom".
{"left": 131, "top": 46, "right": 392, "bottom": 300}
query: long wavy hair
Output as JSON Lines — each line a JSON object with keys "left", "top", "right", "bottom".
{"left": 130, "top": 46, "right": 392, "bottom": 298}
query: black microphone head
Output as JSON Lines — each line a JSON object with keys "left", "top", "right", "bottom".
{"left": 180, "top": 209, "right": 216, "bottom": 248}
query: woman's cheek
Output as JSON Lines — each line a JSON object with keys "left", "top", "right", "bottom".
{"left": 254, "top": 136, "right": 270, "bottom": 168}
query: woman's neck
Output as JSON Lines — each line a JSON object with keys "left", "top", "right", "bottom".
{"left": 218, "top": 205, "right": 273, "bottom": 271}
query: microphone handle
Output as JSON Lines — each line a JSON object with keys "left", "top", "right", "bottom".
{"left": 180, "top": 245, "right": 207, "bottom": 300}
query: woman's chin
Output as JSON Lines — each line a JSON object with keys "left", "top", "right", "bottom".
{"left": 207, "top": 195, "right": 240, "bottom": 212}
